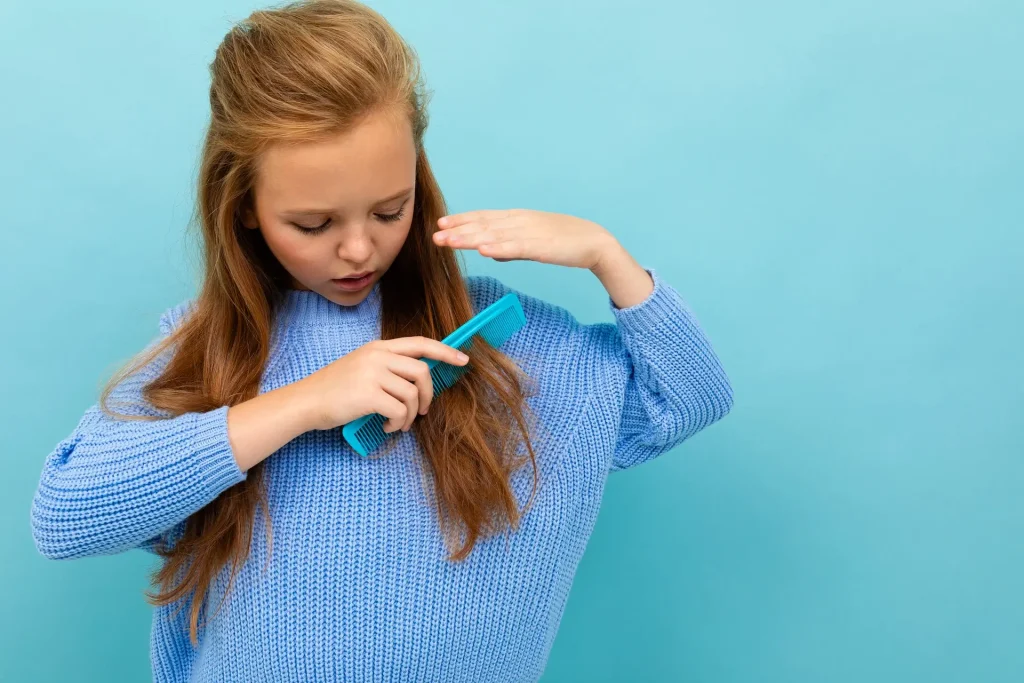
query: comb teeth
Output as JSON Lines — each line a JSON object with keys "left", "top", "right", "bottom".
{"left": 352, "top": 413, "right": 389, "bottom": 453}
{"left": 342, "top": 292, "right": 527, "bottom": 457}
{"left": 474, "top": 307, "right": 524, "bottom": 348}
{"left": 429, "top": 359, "right": 471, "bottom": 395}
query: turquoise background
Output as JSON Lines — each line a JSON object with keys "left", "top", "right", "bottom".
{"left": 2, "top": 0, "right": 1021, "bottom": 680}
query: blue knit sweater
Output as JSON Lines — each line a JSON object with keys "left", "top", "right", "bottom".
{"left": 31, "top": 267, "right": 733, "bottom": 682}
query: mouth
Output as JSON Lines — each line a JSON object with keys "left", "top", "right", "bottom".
{"left": 330, "top": 271, "right": 376, "bottom": 291}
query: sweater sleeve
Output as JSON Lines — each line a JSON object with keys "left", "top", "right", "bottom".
{"left": 467, "top": 267, "right": 733, "bottom": 472}
{"left": 29, "top": 304, "right": 247, "bottom": 560}
{"left": 601, "top": 267, "right": 733, "bottom": 470}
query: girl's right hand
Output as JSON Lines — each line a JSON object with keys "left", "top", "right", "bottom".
{"left": 296, "top": 337, "right": 470, "bottom": 433}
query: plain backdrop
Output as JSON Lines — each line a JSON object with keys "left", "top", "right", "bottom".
{"left": 1, "top": 0, "right": 1022, "bottom": 681}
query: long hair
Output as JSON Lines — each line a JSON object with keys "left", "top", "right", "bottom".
{"left": 98, "top": 0, "right": 539, "bottom": 645}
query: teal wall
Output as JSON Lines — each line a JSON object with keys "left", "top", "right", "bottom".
{"left": 2, "top": 1, "right": 1021, "bottom": 681}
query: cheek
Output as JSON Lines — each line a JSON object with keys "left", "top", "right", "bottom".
{"left": 261, "top": 225, "right": 321, "bottom": 268}
{"left": 380, "top": 219, "right": 414, "bottom": 256}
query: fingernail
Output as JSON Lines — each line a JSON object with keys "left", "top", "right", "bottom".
{"left": 456, "top": 352, "right": 469, "bottom": 361}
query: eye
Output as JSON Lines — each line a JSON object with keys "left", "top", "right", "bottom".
{"left": 375, "top": 207, "right": 406, "bottom": 223}
{"left": 293, "top": 218, "right": 331, "bottom": 234}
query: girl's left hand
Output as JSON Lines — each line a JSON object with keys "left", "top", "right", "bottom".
{"left": 433, "top": 209, "right": 620, "bottom": 270}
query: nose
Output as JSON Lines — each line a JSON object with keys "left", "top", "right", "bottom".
{"left": 337, "top": 224, "right": 373, "bottom": 264}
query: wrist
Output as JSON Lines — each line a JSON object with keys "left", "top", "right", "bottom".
{"left": 284, "top": 378, "right": 324, "bottom": 433}
{"left": 589, "top": 244, "right": 653, "bottom": 309}
{"left": 589, "top": 240, "right": 634, "bottom": 282}
{"left": 589, "top": 239, "right": 632, "bottom": 279}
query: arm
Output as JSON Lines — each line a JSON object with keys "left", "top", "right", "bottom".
{"left": 436, "top": 208, "right": 733, "bottom": 471}
{"left": 593, "top": 250, "right": 733, "bottom": 470}
{"left": 470, "top": 263, "right": 733, "bottom": 472}
{"left": 29, "top": 305, "right": 316, "bottom": 560}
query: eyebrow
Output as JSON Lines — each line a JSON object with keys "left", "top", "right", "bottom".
{"left": 281, "top": 187, "right": 414, "bottom": 217}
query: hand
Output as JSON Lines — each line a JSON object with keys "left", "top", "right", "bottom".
{"left": 296, "top": 337, "right": 471, "bottom": 433}
{"left": 434, "top": 209, "right": 620, "bottom": 270}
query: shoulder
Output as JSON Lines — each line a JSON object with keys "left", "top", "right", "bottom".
{"left": 158, "top": 298, "right": 197, "bottom": 336}
{"left": 465, "top": 273, "right": 510, "bottom": 311}
{"left": 464, "top": 274, "right": 622, "bottom": 371}
{"left": 462, "top": 274, "right": 627, "bottom": 427}
{"left": 465, "top": 274, "right": 580, "bottom": 336}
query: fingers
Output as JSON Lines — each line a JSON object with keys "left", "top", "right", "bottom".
{"left": 433, "top": 219, "right": 520, "bottom": 248}
{"left": 386, "top": 355, "right": 434, "bottom": 417}
{"left": 378, "top": 372, "right": 418, "bottom": 432}
{"left": 372, "top": 338, "right": 473, "bottom": 433}
{"left": 381, "top": 337, "right": 469, "bottom": 367}
{"left": 477, "top": 237, "right": 542, "bottom": 260}
{"left": 437, "top": 209, "right": 518, "bottom": 230}
{"left": 372, "top": 389, "right": 408, "bottom": 434}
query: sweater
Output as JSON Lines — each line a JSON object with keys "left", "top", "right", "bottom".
{"left": 30, "top": 267, "right": 733, "bottom": 683}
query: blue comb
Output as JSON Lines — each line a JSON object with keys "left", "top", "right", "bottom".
{"left": 341, "top": 291, "right": 527, "bottom": 457}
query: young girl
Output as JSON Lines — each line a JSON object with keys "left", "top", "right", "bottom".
{"left": 30, "top": 1, "right": 733, "bottom": 681}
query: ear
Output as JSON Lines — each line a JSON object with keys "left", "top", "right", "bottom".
{"left": 240, "top": 206, "right": 258, "bottom": 230}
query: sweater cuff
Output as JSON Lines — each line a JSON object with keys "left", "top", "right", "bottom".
{"left": 192, "top": 404, "right": 247, "bottom": 493}
{"left": 608, "top": 267, "right": 687, "bottom": 331}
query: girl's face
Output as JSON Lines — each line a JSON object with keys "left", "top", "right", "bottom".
{"left": 243, "top": 109, "right": 417, "bottom": 305}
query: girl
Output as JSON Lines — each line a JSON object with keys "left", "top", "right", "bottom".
{"left": 30, "top": 1, "right": 733, "bottom": 681}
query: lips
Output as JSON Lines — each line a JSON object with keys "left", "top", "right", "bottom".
{"left": 336, "top": 271, "right": 373, "bottom": 280}
{"left": 330, "top": 271, "right": 376, "bottom": 291}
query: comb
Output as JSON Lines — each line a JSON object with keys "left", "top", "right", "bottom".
{"left": 341, "top": 291, "right": 527, "bottom": 457}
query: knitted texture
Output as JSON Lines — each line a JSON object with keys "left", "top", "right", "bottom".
{"left": 30, "top": 268, "right": 733, "bottom": 682}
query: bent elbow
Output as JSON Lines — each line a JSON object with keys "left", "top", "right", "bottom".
{"left": 29, "top": 467, "right": 101, "bottom": 561}
{"left": 30, "top": 491, "right": 82, "bottom": 560}
{"left": 713, "top": 370, "right": 735, "bottom": 422}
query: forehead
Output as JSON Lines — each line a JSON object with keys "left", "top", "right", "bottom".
{"left": 254, "top": 113, "right": 416, "bottom": 207}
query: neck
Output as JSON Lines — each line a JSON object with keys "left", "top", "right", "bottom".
{"left": 277, "top": 282, "right": 382, "bottom": 328}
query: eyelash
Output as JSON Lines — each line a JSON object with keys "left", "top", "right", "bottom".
{"left": 293, "top": 207, "right": 407, "bottom": 234}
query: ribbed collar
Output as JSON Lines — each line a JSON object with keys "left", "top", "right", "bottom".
{"left": 276, "top": 282, "right": 382, "bottom": 329}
